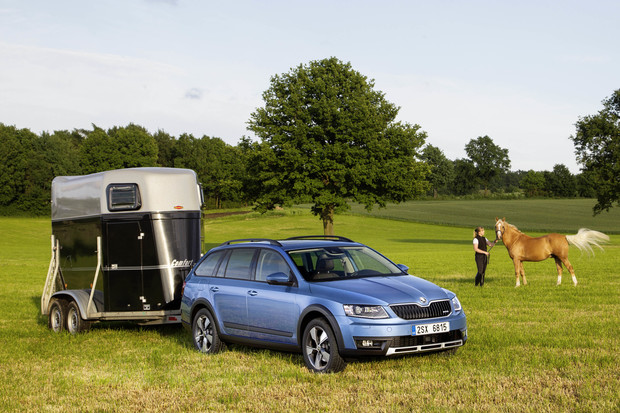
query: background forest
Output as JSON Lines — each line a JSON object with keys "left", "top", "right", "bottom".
{"left": 0, "top": 122, "right": 592, "bottom": 216}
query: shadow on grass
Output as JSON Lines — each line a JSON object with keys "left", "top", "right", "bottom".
{"left": 390, "top": 238, "right": 470, "bottom": 245}
{"left": 32, "top": 295, "right": 191, "bottom": 347}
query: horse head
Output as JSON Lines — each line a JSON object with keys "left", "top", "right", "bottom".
{"left": 494, "top": 217, "right": 506, "bottom": 241}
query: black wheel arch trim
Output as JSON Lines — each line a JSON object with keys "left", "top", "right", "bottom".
{"left": 297, "top": 304, "right": 345, "bottom": 353}
{"left": 188, "top": 298, "right": 220, "bottom": 332}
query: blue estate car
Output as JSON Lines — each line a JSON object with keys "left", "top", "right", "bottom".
{"left": 181, "top": 236, "right": 467, "bottom": 373}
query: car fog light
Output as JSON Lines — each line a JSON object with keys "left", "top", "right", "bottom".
{"left": 356, "top": 339, "right": 384, "bottom": 349}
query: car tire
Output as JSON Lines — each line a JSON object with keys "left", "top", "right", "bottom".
{"left": 192, "top": 308, "right": 224, "bottom": 354}
{"left": 302, "top": 318, "right": 346, "bottom": 373}
{"left": 66, "top": 301, "right": 91, "bottom": 335}
{"left": 48, "top": 299, "right": 67, "bottom": 333}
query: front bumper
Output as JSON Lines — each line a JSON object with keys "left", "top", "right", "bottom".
{"left": 337, "top": 311, "right": 467, "bottom": 357}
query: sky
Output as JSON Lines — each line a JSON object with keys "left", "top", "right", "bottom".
{"left": 1, "top": 0, "right": 618, "bottom": 173}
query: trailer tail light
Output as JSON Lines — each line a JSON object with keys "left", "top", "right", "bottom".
{"left": 168, "top": 316, "right": 178, "bottom": 322}
{"left": 174, "top": 205, "right": 184, "bottom": 209}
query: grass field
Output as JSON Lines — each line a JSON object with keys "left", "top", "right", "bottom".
{"left": 1, "top": 201, "right": 619, "bottom": 412}
{"left": 347, "top": 198, "right": 620, "bottom": 233}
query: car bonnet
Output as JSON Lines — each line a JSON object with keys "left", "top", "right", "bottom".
{"left": 308, "top": 274, "right": 448, "bottom": 305}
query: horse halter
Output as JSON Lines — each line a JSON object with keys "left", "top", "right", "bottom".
{"left": 495, "top": 221, "right": 505, "bottom": 241}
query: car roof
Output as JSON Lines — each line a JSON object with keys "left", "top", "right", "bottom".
{"left": 216, "top": 236, "right": 364, "bottom": 251}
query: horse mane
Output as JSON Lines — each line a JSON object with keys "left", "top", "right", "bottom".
{"left": 505, "top": 221, "right": 521, "bottom": 233}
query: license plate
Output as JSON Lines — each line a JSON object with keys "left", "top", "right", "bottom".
{"left": 413, "top": 321, "right": 449, "bottom": 336}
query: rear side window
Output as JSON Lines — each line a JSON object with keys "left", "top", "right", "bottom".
{"left": 107, "top": 184, "right": 141, "bottom": 211}
{"left": 194, "top": 251, "right": 226, "bottom": 277}
{"left": 223, "top": 248, "right": 256, "bottom": 280}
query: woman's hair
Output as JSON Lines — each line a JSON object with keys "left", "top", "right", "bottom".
{"left": 473, "top": 226, "right": 484, "bottom": 238}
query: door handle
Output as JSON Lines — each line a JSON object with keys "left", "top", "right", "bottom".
{"left": 248, "top": 290, "right": 258, "bottom": 296}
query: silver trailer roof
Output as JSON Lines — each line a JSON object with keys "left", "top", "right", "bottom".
{"left": 52, "top": 167, "right": 202, "bottom": 220}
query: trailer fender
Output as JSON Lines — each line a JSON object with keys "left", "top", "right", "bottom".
{"left": 50, "top": 290, "right": 101, "bottom": 320}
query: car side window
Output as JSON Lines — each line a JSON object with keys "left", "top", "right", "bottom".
{"left": 194, "top": 250, "right": 226, "bottom": 277}
{"left": 255, "top": 250, "right": 290, "bottom": 282}
{"left": 223, "top": 248, "right": 256, "bottom": 280}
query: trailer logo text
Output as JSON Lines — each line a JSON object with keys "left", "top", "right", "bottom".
{"left": 171, "top": 259, "right": 194, "bottom": 268}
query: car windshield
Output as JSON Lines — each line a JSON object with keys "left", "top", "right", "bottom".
{"left": 287, "top": 246, "right": 404, "bottom": 282}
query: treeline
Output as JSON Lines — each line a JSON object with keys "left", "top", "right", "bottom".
{"left": 0, "top": 123, "right": 250, "bottom": 215}
{"left": 0, "top": 122, "right": 592, "bottom": 216}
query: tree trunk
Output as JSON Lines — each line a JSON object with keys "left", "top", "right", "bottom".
{"left": 321, "top": 205, "right": 335, "bottom": 236}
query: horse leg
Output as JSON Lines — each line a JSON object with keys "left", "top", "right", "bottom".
{"left": 554, "top": 257, "right": 563, "bottom": 286}
{"left": 561, "top": 257, "right": 577, "bottom": 286}
{"left": 513, "top": 259, "right": 521, "bottom": 287}
{"left": 520, "top": 261, "right": 527, "bottom": 286}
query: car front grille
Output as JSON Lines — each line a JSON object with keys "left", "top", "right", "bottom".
{"left": 391, "top": 330, "right": 463, "bottom": 348}
{"left": 390, "top": 300, "right": 452, "bottom": 320}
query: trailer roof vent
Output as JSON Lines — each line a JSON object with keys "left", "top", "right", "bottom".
{"left": 107, "top": 183, "right": 142, "bottom": 211}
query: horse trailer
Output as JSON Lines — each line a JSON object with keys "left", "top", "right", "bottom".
{"left": 41, "top": 167, "right": 203, "bottom": 333}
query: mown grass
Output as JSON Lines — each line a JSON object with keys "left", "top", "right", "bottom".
{"left": 1, "top": 203, "right": 619, "bottom": 412}
{"left": 346, "top": 198, "right": 620, "bottom": 233}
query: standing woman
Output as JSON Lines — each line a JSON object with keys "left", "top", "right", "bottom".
{"left": 473, "top": 227, "right": 496, "bottom": 286}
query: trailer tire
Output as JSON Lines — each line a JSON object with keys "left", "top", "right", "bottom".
{"left": 66, "top": 300, "right": 90, "bottom": 334}
{"left": 48, "top": 299, "right": 67, "bottom": 333}
{"left": 192, "top": 308, "right": 224, "bottom": 354}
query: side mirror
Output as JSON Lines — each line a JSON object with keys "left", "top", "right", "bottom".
{"left": 397, "top": 264, "right": 409, "bottom": 274}
{"left": 266, "top": 272, "right": 293, "bottom": 285}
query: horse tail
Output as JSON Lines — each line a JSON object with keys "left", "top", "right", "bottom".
{"left": 566, "top": 228, "right": 610, "bottom": 255}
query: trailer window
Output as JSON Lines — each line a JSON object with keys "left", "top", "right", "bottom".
{"left": 107, "top": 184, "right": 142, "bottom": 211}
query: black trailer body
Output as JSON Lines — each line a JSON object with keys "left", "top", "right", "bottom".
{"left": 42, "top": 167, "right": 203, "bottom": 332}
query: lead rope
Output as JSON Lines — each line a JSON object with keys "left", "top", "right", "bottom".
{"left": 487, "top": 239, "right": 499, "bottom": 264}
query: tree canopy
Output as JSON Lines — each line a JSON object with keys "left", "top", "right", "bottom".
{"left": 421, "top": 145, "right": 454, "bottom": 198}
{"left": 571, "top": 89, "right": 620, "bottom": 214}
{"left": 464, "top": 135, "right": 511, "bottom": 195}
{"left": 246, "top": 57, "right": 429, "bottom": 234}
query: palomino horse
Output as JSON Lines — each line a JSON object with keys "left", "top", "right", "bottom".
{"left": 494, "top": 217, "right": 609, "bottom": 287}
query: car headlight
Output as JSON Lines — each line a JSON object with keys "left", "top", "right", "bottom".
{"left": 442, "top": 288, "right": 462, "bottom": 314}
{"left": 451, "top": 295, "right": 462, "bottom": 313}
{"left": 343, "top": 305, "right": 389, "bottom": 319}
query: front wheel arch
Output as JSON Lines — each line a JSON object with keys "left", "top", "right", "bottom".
{"left": 298, "top": 306, "right": 345, "bottom": 353}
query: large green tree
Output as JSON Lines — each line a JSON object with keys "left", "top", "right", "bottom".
{"left": 520, "top": 170, "right": 546, "bottom": 197}
{"left": 0, "top": 124, "right": 31, "bottom": 211}
{"left": 421, "top": 145, "right": 453, "bottom": 198}
{"left": 543, "top": 164, "right": 576, "bottom": 198}
{"left": 174, "top": 134, "right": 245, "bottom": 209}
{"left": 247, "top": 57, "right": 429, "bottom": 234}
{"left": 80, "top": 124, "right": 158, "bottom": 173}
{"left": 79, "top": 125, "right": 123, "bottom": 173}
{"left": 571, "top": 89, "right": 620, "bottom": 214}
{"left": 464, "top": 135, "right": 511, "bottom": 195}
{"left": 449, "top": 159, "right": 477, "bottom": 195}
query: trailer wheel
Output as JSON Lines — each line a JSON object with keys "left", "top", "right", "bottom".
{"left": 66, "top": 301, "right": 90, "bottom": 334}
{"left": 192, "top": 308, "right": 224, "bottom": 354}
{"left": 48, "top": 299, "right": 67, "bottom": 333}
